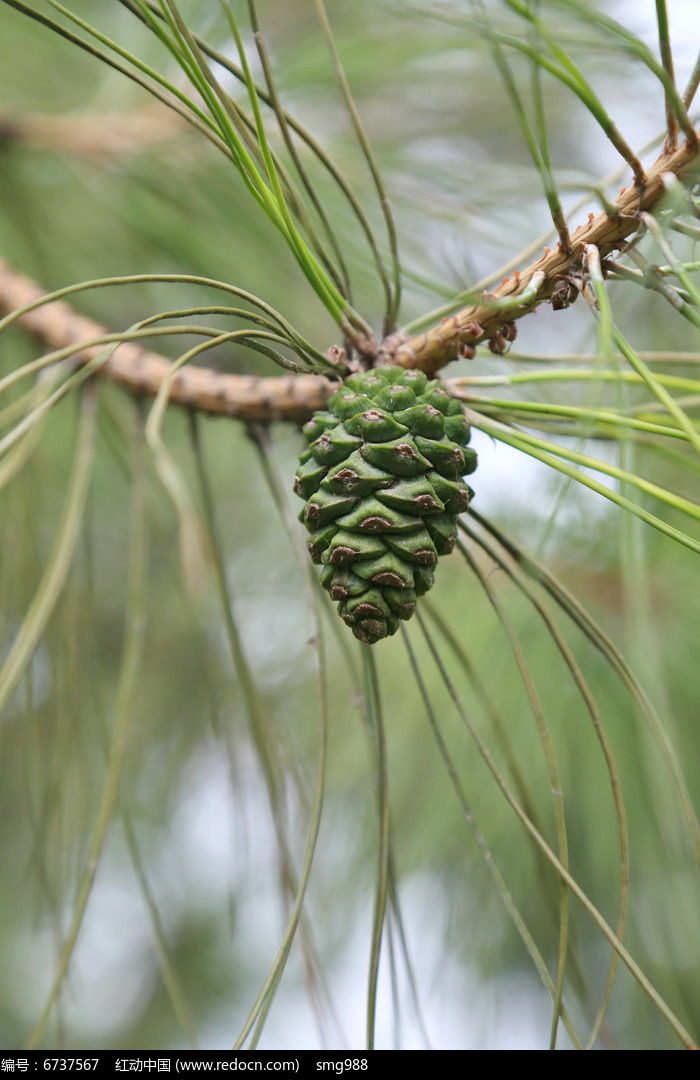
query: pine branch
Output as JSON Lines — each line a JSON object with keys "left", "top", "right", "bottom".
{"left": 1, "top": 128, "right": 698, "bottom": 424}
{"left": 396, "top": 134, "right": 700, "bottom": 374}
{"left": 0, "top": 259, "right": 332, "bottom": 422}
{"left": 0, "top": 104, "right": 187, "bottom": 158}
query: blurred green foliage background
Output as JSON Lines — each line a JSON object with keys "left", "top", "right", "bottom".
{"left": 0, "top": 0, "right": 698, "bottom": 1051}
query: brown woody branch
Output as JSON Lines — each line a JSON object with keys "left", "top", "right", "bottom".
{"left": 0, "top": 105, "right": 188, "bottom": 159}
{"left": 1, "top": 134, "right": 698, "bottom": 423}
{"left": 395, "top": 135, "right": 700, "bottom": 374}
{"left": 0, "top": 260, "right": 333, "bottom": 422}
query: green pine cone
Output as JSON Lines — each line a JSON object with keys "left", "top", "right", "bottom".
{"left": 294, "top": 366, "right": 476, "bottom": 644}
